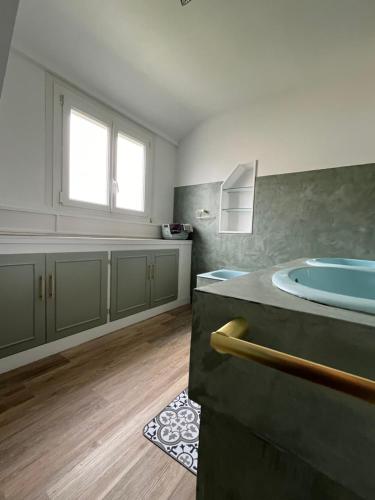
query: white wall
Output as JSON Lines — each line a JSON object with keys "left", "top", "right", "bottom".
{"left": 0, "top": 51, "right": 46, "bottom": 209}
{"left": 0, "top": 51, "right": 177, "bottom": 236}
{"left": 176, "top": 71, "right": 375, "bottom": 186}
{"left": 153, "top": 136, "right": 176, "bottom": 224}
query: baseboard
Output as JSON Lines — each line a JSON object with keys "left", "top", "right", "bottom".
{"left": 0, "top": 297, "right": 191, "bottom": 375}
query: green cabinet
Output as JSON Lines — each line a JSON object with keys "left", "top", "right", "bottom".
{"left": 110, "top": 251, "right": 152, "bottom": 321}
{"left": 151, "top": 250, "right": 179, "bottom": 308}
{"left": 46, "top": 253, "right": 108, "bottom": 342}
{"left": 111, "top": 249, "right": 179, "bottom": 321}
{"left": 0, "top": 252, "right": 108, "bottom": 358}
{"left": 0, "top": 248, "right": 178, "bottom": 359}
{"left": 0, "top": 254, "right": 46, "bottom": 358}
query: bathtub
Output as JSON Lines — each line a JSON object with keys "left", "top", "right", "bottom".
{"left": 272, "top": 265, "right": 375, "bottom": 315}
{"left": 307, "top": 257, "right": 375, "bottom": 269}
{"left": 197, "top": 269, "right": 249, "bottom": 288}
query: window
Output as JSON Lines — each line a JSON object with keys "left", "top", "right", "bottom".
{"left": 69, "top": 109, "right": 110, "bottom": 206}
{"left": 54, "top": 81, "right": 152, "bottom": 218}
{"left": 115, "top": 132, "right": 146, "bottom": 212}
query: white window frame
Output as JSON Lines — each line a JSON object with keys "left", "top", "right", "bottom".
{"left": 60, "top": 89, "right": 113, "bottom": 212}
{"left": 112, "top": 118, "right": 152, "bottom": 217}
{"left": 52, "top": 77, "right": 153, "bottom": 220}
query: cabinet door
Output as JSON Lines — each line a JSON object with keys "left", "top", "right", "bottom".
{"left": 151, "top": 249, "right": 179, "bottom": 308}
{"left": 110, "top": 251, "right": 152, "bottom": 321}
{"left": 0, "top": 254, "right": 46, "bottom": 358}
{"left": 46, "top": 252, "right": 108, "bottom": 342}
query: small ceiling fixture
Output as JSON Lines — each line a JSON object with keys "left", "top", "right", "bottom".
{"left": 180, "top": 0, "right": 192, "bottom": 5}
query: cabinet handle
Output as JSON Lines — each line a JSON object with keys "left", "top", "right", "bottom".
{"left": 48, "top": 274, "right": 55, "bottom": 298}
{"left": 39, "top": 276, "right": 45, "bottom": 301}
{"left": 148, "top": 264, "right": 155, "bottom": 280}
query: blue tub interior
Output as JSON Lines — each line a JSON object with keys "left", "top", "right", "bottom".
{"left": 198, "top": 269, "right": 249, "bottom": 281}
{"left": 307, "top": 258, "right": 375, "bottom": 268}
{"left": 289, "top": 266, "right": 375, "bottom": 300}
{"left": 273, "top": 264, "right": 375, "bottom": 315}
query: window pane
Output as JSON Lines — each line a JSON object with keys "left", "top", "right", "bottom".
{"left": 69, "top": 109, "right": 109, "bottom": 205}
{"left": 116, "top": 133, "right": 146, "bottom": 212}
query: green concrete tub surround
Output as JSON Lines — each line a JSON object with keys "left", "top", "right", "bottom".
{"left": 189, "top": 259, "right": 375, "bottom": 500}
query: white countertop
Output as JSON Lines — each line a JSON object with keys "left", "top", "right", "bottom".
{"left": 0, "top": 233, "right": 192, "bottom": 253}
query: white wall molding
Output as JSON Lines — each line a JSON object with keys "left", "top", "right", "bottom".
{"left": 0, "top": 235, "right": 192, "bottom": 248}
{"left": 0, "top": 204, "right": 163, "bottom": 239}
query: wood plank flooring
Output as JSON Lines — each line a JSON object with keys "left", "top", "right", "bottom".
{"left": 0, "top": 306, "right": 196, "bottom": 500}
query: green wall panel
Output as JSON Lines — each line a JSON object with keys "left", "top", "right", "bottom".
{"left": 174, "top": 163, "right": 375, "bottom": 289}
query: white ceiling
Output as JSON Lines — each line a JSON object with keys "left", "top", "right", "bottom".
{"left": 12, "top": 0, "right": 375, "bottom": 143}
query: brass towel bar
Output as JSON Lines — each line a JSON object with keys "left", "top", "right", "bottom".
{"left": 210, "top": 318, "right": 375, "bottom": 403}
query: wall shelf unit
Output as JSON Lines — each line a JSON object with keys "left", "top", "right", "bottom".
{"left": 219, "top": 161, "right": 257, "bottom": 234}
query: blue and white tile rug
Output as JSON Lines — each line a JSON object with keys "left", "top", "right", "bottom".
{"left": 143, "top": 389, "right": 201, "bottom": 475}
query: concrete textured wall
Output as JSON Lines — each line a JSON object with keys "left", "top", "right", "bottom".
{"left": 174, "top": 163, "right": 375, "bottom": 288}
{"left": 189, "top": 286, "right": 375, "bottom": 499}
{"left": 198, "top": 408, "right": 361, "bottom": 500}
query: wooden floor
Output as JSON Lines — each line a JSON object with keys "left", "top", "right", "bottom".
{"left": 0, "top": 306, "right": 196, "bottom": 500}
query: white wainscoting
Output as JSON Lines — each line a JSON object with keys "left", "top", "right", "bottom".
{"left": 0, "top": 204, "right": 162, "bottom": 238}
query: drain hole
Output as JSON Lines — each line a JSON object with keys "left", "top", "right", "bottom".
{"left": 295, "top": 278, "right": 299, "bottom": 283}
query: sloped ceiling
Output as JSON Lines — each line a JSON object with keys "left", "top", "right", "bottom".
{"left": 0, "top": 0, "right": 19, "bottom": 97}
{"left": 12, "top": 0, "right": 375, "bottom": 143}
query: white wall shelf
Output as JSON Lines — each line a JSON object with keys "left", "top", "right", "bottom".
{"left": 222, "top": 208, "right": 252, "bottom": 211}
{"left": 219, "top": 161, "right": 257, "bottom": 234}
{"left": 222, "top": 187, "right": 252, "bottom": 193}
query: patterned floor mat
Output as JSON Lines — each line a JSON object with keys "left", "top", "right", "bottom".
{"left": 143, "top": 389, "right": 201, "bottom": 475}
